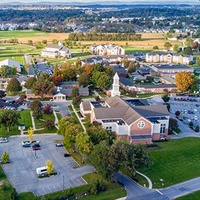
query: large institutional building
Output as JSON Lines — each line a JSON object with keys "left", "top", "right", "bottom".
{"left": 80, "top": 73, "right": 169, "bottom": 144}
{"left": 41, "top": 42, "right": 71, "bottom": 58}
{"left": 91, "top": 44, "right": 125, "bottom": 56}
{"left": 146, "top": 52, "right": 193, "bottom": 65}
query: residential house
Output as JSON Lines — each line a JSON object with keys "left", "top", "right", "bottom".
{"left": 80, "top": 96, "right": 169, "bottom": 144}
{"left": 146, "top": 52, "right": 193, "bottom": 65}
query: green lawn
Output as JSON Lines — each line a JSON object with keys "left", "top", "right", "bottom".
{"left": 0, "top": 110, "right": 32, "bottom": 137}
{"left": 138, "top": 138, "right": 200, "bottom": 188}
{"left": 177, "top": 191, "right": 200, "bottom": 200}
{"left": 0, "top": 30, "right": 49, "bottom": 39}
{"left": 16, "top": 173, "right": 126, "bottom": 200}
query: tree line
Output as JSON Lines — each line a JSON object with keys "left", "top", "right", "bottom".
{"left": 68, "top": 32, "right": 142, "bottom": 41}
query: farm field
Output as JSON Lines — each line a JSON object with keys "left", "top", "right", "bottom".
{"left": 138, "top": 138, "right": 200, "bottom": 189}
{"left": 0, "top": 30, "right": 181, "bottom": 50}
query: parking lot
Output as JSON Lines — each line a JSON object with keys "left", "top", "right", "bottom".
{"left": 0, "top": 134, "right": 94, "bottom": 196}
{"left": 170, "top": 96, "right": 200, "bottom": 128}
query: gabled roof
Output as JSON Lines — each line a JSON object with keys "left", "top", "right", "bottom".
{"left": 81, "top": 101, "right": 91, "bottom": 111}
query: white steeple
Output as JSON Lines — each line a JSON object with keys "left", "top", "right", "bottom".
{"left": 111, "top": 73, "right": 121, "bottom": 97}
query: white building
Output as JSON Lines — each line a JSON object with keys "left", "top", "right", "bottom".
{"left": 91, "top": 44, "right": 125, "bottom": 56}
{"left": 0, "top": 59, "right": 22, "bottom": 72}
{"left": 41, "top": 42, "right": 71, "bottom": 58}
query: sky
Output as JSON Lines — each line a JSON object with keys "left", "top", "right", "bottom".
{"left": 1, "top": 0, "right": 199, "bottom": 3}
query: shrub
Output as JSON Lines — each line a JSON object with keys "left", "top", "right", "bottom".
{"left": 195, "top": 125, "right": 199, "bottom": 132}
{"left": 43, "top": 104, "right": 53, "bottom": 114}
{"left": 89, "top": 179, "right": 106, "bottom": 195}
{"left": 44, "top": 119, "right": 55, "bottom": 130}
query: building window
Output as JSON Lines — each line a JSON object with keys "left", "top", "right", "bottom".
{"left": 160, "top": 124, "right": 166, "bottom": 134}
{"left": 106, "top": 127, "right": 112, "bottom": 131}
{"left": 137, "top": 121, "right": 145, "bottom": 129}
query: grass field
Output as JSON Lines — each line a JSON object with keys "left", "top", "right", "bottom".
{"left": 0, "top": 30, "right": 49, "bottom": 39}
{"left": 0, "top": 110, "right": 32, "bottom": 137}
{"left": 138, "top": 138, "right": 200, "bottom": 189}
{"left": 0, "top": 44, "right": 40, "bottom": 65}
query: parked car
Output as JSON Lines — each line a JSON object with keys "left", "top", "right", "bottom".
{"left": 55, "top": 143, "right": 64, "bottom": 147}
{"left": 64, "top": 153, "right": 71, "bottom": 157}
{"left": 0, "top": 137, "right": 8, "bottom": 143}
{"left": 32, "top": 146, "right": 40, "bottom": 151}
{"left": 22, "top": 140, "right": 40, "bottom": 147}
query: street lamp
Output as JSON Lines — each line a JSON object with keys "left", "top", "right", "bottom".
{"left": 63, "top": 175, "right": 64, "bottom": 191}
{"left": 18, "top": 124, "right": 25, "bottom": 136}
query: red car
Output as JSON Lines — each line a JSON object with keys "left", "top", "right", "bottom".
{"left": 32, "top": 145, "right": 40, "bottom": 150}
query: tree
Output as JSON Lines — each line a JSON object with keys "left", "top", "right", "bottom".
{"left": 162, "top": 94, "right": 170, "bottom": 102}
{"left": 44, "top": 119, "right": 55, "bottom": 130}
{"left": 128, "top": 62, "right": 136, "bottom": 73}
{"left": 0, "top": 110, "right": 20, "bottom": 132}
{"left": 71, "top": 88, "right": 79, "bottom": 97}
{"left": 64, "top": 124, "right": 82, "bottom": 150}
{"left": 72, "top": 96, "right": 82, "bottom": 108}
{"left": 45, "top": 160, "right": 54, "bottom": 175}
{"left": 184, "top": 47, "right": 192, "bottom": 55}
{"left": 175, "top": 72, "right": 194, "bottom": 92}
{"left": 78, "top": 72, "right": 90, "bottom": 87}
{"left": 0, "top": 65, "right": 9, "bottom": 78}
{"left": 11, "top": 66, "right": 17, "bottom": 75}
{"left": 28, "top": 127, "right": 34, "bottom": 142}
{"left": 76, "top": 132, "right": 92, "bottom": 162}
{"left": 173, "top": 44, "right": 179, "bottom": 52}
{"left": 195, "top": 125, "right": 199, "bottom": 132}
{"left": 175, "top": 110, "right": 180, "bottom": 117}
{"left": 32, "top": 79, "right": 54, "bottom": 99}
{"left": 43, "top": 104, "right": 53, "bottom": 114}
{"left": 30, "top": 100, "right": 43, "bottom": 119}
{"left": 6, "top": 78, "right": 22, "bottom": 95}
{"left": 1, "top": 151, "right": 9, "bottom": 163}
{"left": 25, "top": 77, "right": 37, "bottom": 89}
{"left": 153, "top": 45, "right": 159, "bottom": 50}
{"left": 164, "top": 42, "right": 172, "bottom": 50}
{"left": 196, "top": 57, "right": 200, "bottom": 66}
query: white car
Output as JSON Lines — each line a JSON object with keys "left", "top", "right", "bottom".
{"left": 0, "top": 137, "right": 9, "bottom": 143}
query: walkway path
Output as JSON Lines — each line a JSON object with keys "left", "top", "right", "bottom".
{"left": 71, "top": 105, "right": 86, "bottom": 132}
{"left": 136, "top": 170, "right": 152, "bottom": 189}
{"left": 53, "top": 110, "right": 59, "bottom": 129}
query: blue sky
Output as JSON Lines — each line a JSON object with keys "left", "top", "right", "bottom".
{"left": 2, "top": 0, "right": 199, "bottom": 3}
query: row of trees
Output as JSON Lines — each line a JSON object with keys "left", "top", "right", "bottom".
{"left": 58, "top": 116, "right": 150, "bottom": 180}
{"left": 68, "top": 32, "right": 142, "bottom": 41}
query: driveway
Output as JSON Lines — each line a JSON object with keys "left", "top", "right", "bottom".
{"left": 0, "top": 134, "right": 94, "bottom": 196}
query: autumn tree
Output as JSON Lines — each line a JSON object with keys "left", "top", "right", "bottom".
{"left": 28, "top": 127, "right": 34, "bottom": 142}
{"left": 32, "top": 76, "right": 54, "bottom": 99}
{"left": 0, "top": 110, "right": 20, "bottom": 132}
{"left": 46, "top": 160, "right": 54, "bottom": 175}
{"left": 6, "top": 78, "right": 22, "bottom": 95}
{"left": 1, "top": 151, "right": 9, "bottom": 164}
{"left": 76, "top": 132, "right": 92, "bottom": 162}
{"left": 175, "top": 72, "right": 194, "bottom": 92}
{"left": 44, "top": 119, "right": 55, "bottom": 130}
{"left": 25, "top": 77, "right": 37, "bottom": 89}
{"left": 78, "top": 72, "right": 90, "bottom": 87}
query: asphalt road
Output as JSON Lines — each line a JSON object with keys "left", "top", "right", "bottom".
{"left": 1, "top": 135, "right": 94, "bottom": 196}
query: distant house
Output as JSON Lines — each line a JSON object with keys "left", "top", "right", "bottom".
{"left": 91, "top": 44, "right": 125, "bottom": 56}
{"left": 41, "top": 42, "right": 71, "bottom": 58}
{"left": 150, "top": 64, "right": 194, "bottom": 75}
{"left": 80, "top": 96, "right": 169, "bottom": 144}
{"left": 0, "top": 59, "right": 22, "bottom": 72}
{"left": 119, "top": 77, "right": 177, "bottom": 93}
{"left": 146, "top": 52, "right": 193, "bottom": 65}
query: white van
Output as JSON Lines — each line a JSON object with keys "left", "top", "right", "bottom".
{"left": 36, "top": 166, "right": 47, "bottom": 175}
